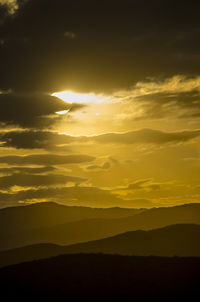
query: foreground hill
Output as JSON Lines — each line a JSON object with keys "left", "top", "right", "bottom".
{"left": 1, "top": 224, "right": 200, "bottom": 268}
{"left": 0, "top": 254, "right": 199, "bottom": 301}
{"left": 1, "top": 203, "right": 200, "bottom": 251}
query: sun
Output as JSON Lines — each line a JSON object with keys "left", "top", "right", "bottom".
{"left": 52, "top": 91, "right": 109, "bottom": 104}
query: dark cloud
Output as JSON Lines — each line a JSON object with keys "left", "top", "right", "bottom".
{"left": 0, "top": 0, "right": 200, "bottom": 93}
{"left": 0, "top": 130, "right": 75, "bottom": 149}
{"left": 0, "top": 93, "right": 85, "bottom": 129}
{"left": 0, "top": 153, "right": 95, "bottom": 165}
{"left": 0, "top": 173, "right": 86, "bottom": 189}
{"left": 134, "top": 90, "right": 200, "bottom": 120}
{"left": 0, "top": 166, "right": 55, "bottom": 175}
{"left": 1, "top": 128, "right": 200, "bottom": 150}
{"left": 0, "top": 185, "right": 118, "bottom": 204}
{"left": 92, "top": 129, "right": 200, "bottom": 145}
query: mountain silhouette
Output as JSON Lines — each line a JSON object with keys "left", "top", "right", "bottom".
{"left": 62, "top": 224, "right": 200, "bottom": 257}
{"left": 0, "top": 254, "right": 199, "bottom": 301}
{"left": 1, "top": 224, "right": 200, "bottom": 268}
{"left": 0, "top": 202, "right": 144, "bottom": 250}
{"left": 0, "top": 202, "right": 200, "bottom": 251}
{"left": 0, "top": 201, "right": 143, "bottom": 233}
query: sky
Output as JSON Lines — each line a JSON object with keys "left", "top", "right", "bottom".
{"left": 0, "top": 0, "right": 200, "bottom": 208}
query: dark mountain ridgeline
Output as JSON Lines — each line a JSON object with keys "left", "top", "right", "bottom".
{"left": 0, "top": 254, "right": 199, "bottom": 301}
{"left": 1, "top": 224, "right": 200, "bottom": 268}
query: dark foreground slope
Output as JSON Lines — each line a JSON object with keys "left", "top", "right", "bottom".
{"left": 1, "top": 203, "right": 200, "bottom": 251}
{"left": 0, "top": 254, "right": 199, "bottom": 301}
{"left": 1, "top": 224, "right": 200, "bottom": 268}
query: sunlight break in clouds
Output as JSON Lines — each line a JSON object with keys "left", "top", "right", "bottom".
{"left": 54, "top": 75, "right": 200, "bottom": 107}
{"left": 52, "top": 91, "right": 110, "bottom": 104}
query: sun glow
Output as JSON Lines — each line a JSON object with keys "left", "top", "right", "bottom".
{"left": 52, "top": 91, "right": 109, "bottom": 104}
{"left": 55, "top": 109, "right": 69, "bottom": 115}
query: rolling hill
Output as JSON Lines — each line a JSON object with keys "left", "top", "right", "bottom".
{"left": 0, "top": 201, "right": 144, "bottom": 234}
{"left": 62, "top": 224, "right": 200, "bottom": 257}
{"left": 1, "top": 224, "right": 200, "bottom": 268}
{"left": 0, "top": 202, "right": 200, "bottom": 251}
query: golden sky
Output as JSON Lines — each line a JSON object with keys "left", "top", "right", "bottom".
{"left": 0, "top": 1, "right": 200, "bottom": 208}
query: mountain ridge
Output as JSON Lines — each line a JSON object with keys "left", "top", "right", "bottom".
{"left": 0, "top": 253, "right": 199, "bottom": 300}
{"left": 0, "top": 223, "right": 200, "bottom": 268}
{"left": 1, "top": 202, "right": 200, "bottom": 251}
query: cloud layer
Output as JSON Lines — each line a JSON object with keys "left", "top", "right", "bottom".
{"left": 1, "top": 128, "right": 199, "bottom": 149}
{"left": 0, "top": 1, "right": 200, "bottom": 93}
{"left": 0, "top": 154, "right": 95, "bottom": 165}
{"left": 0, "top": 1, "right": 200, "bottom": 208}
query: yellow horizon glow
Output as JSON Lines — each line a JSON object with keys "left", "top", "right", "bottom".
{"left": 52, "top": 91, "right": 109, "bottom": 104}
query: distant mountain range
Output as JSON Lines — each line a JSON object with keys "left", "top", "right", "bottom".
{"left": 0, "top": 201, "right": 144, "bottom": 233}
{"left": 0, "top": 253, "right": 199, "bottom": 300}
{"left": 1, "top": 224, "right": 200, "bottom": 268}
{"left": 0, "top": 202, "right": 200, "bottom": 251}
